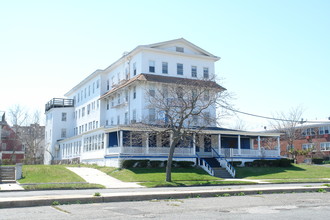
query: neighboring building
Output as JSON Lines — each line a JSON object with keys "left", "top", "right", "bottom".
{"left": 44, "top": 38, "right": 281, "bottom": 175}
{"left": 15, "top": 123, "right": 45, "bottom": 164}
{"left": 0, "top": 112, "right": 24, "bottom": 164}
{"left": 279, "top": 120, "right": 330, "bottom": 163}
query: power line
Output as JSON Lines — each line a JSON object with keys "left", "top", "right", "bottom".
{"left": 220, "top": 105, "right": 330, "bottom": 124}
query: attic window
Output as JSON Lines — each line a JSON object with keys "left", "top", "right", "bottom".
{"left": 176, "top": 47, "right": 184, "bottom": 53}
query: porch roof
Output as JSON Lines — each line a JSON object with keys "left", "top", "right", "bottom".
{"left": 99, "top": 73, "right": 225, "bottom": 99}
{"left": 103, "top": 125, "right": 280, "bottom": 138}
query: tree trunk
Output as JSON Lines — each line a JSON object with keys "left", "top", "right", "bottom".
{"left": 166, "top": 139, "right": 177, "bottom": 182}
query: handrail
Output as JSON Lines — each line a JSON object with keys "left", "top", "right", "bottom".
{"left": 196, "top": 154, "right": 214, "bottom": 176}
{"left": 211, "top": 147, "right": 236, "bottom": 178}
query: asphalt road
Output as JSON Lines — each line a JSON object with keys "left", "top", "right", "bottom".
{"left": 1, "top": 192, "right": 329, "bottom": 220}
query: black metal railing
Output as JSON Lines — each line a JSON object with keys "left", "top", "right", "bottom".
{"left": 45, "top": 98, "right": 74, "bottom": 112}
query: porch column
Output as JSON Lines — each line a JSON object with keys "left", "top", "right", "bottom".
{"left": 146, "top": 132, "right": 149, "bottom": 154}
{"left": 218, "top": 134, "right": 221, "bottom": 155}
{"left": 104, "top": 133, "right": 109, "bottom": 155}
{"left": 119, "top": 130, "right": 123, "bottom": 148}
{"left": 257, "top": 136, "right": 261, "bottom": 156}
{"left": 277, "top": 136, "right": 281, "bottom": 156}
{"left": 238, "top": 135, "right": 241, "bottom": 155}
{"left": 192, "top": 133, "right": 196, "bottom": 155}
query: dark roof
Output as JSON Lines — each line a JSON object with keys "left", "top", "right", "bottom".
{"left": 100, "top": 73, "right": 225, "bottom": 99}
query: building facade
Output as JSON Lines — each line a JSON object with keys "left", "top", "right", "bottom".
{"left": 0, "top": 112, "right": 25, "bottom": 164}
{"left": 44, "top": 39, "right": 281, "bottom": 173}
{"left": 279, "top": 121, "right": 330, "bottom": 163}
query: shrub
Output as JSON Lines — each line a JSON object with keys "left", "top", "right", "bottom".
{"left": 121, "top": 160, "right": 138, "bottom": 169}
{"left": 149, "top": 160, "right": 163, "bottom": 168}
{"left": 278, "top": 158, "right": 293, "bottom": 167}
{"left": 229, "top": 161, "right": 242, "bottom": 167}
{"left": 244, "top": 162, "right": 253, "bottom": 167}
{"left": 312, "top": 158, "right": 324, "bottom": 164}
{"left": 176, "top": 161, "right": 194, "bottom": 168}
{"left": 135, "top": 160, "right": 149, "bottom": 168}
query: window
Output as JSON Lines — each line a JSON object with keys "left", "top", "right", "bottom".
{"left": 176, "top": 46, "right": 184, "bottom": 52}
{"left": 203, "top": 112, "right": 210, "bottom": 125}
{"left": 93, "top": 82, "right": 95, "bottom": 93}
{"left": 149, "top": 60, "right": 155, "bottom": 73}
{"left": 319, "top": 126, "right": 330, "bottom": 135}
{"left": 132, "top": 109, "right": 136, "bottom": 121}
{"left": 133, "top": 62, "right": 137, "bottom": 76}
{"left": 88, "top": 86, "right": 90, "bottom": 96}
{"left": 82, "top": 107, "right": 85, "bottom": 117}
{"left": 177, "top": 63, "right": 183, "bottom": 75}
{"left": 133, "top": 86, "right": 136, "bottom": 99}
{"left": 87, "top": 104, "right": 90, "bottom": 115}
{"left": 203, "top": 67, "right": 209, "bottom": 79}
{"left": 111, "top": 97, "right": 114, "bottom": 107}
{"left": 125, "top": 112, "right": 128, "bottom": 125}
{"left": 77, "top": 93, "right": 80, "bottom": 103}
{"left": 149, "top": 108, "right": 156, "bottom": 122}
{"left": 61, "top": 112, "right": 67, "bottom": 121}
{"left": 61, "top": 128, "right": 67, "bottom": 138}
{"left": 302, "top": 143, "right": 314, "bottom": 151}
{"left": 107, "top": 80, "right": 110, "bottom": 90}
{"left": 84, "top": 88, "right": 87, "bottom": 98}
{"left": 149, "top": 88, "right": 155, "bottom": 97}
{"left": 302, "top": 128, "right": 316, "bottom": 136}
{"left": 162, "top": 62, "right": 168, "bottom": 74}
{"left": 107, "top": 100, "right": 109, "bottom": 110}
{"left": 117, "top": 94, "right": 121, "bottom": 104}
{"left": 97, "top": 80, "right": 99, "bottom": 88}
{"left": 191, "top": 66, "right": 197, "bottom": 77}
{"left": 204, "top": 90, "right": 209, "bottom": 101}
{"left": 320, "top": 142, "right": 330, "bottom": 151}
{"left": 117, "top": 115, "right": 120, "bottom": 125}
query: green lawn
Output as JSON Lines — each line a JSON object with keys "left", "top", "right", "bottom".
{"left": 97, "top": 167, "right": 220, "bottom": 182}
{"left": 18, "top": 165, "right": 104, "bottom": 190}
{"left": 236, "top": 164, "right": 330, "bottom": 180}
{"left": 94, "top": 166, "right": 255, "bottom": 187}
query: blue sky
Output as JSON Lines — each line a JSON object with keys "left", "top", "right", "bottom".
{"left": 1, "top": 0, "right": 329, "bottom": 129}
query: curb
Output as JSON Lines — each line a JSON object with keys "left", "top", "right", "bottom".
{"left": 0, "top": 186, "right": 328, "bottom": 209}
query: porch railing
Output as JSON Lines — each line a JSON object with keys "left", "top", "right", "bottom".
{"left": 196, "top": 155, "right": 214, "bottom": 176}
{"left": 106, "top": 146, "right": 194, "bottom": 155}
{"left": 219, "top": 148, "right": 280, "bottom": 158}
{"left": 211, "top": 147, "right": 236, "bottom": 178}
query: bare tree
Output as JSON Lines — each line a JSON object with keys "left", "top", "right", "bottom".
{"left": 143, "top": 77, "right": 231, "bottom": 182}
{"left": 8, "top": 106, "right": 45, "bottom": 164}
{"left": 270, "top": 106, "right": 305, "bottom": 162}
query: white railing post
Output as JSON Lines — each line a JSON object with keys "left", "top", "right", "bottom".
{"left": 238, "top": 135, "right": 241, "bottom": 155}
{"left": 277, "top": 136, "right": 281, "bottom": 156}
{"left": 257, "top": 136, "right": 261, "bottom": 156}
{"left": 218, "top": 134, "right": 221, "bottom": 156}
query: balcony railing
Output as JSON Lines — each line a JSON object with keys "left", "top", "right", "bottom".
{"left": 45, "top": 98, "right": 74, "bottom": 112}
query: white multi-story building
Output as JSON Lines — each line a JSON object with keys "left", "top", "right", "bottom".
{"left": 45, "top": 39, "right": 281, "bottom": 176}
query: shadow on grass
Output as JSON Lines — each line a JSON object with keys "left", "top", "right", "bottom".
{"left": 235, "top": 165, "right": 306, "bottom": 178}
{"left": 127, "top": 167, "right": 207, "bottom": 175}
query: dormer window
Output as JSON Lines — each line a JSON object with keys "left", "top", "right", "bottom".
{"left": 176, "top": 46, "right": 184, "bottom": 53}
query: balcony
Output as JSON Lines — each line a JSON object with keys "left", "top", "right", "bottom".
{"left": 45, "top": 98, "right": 74, "bottom": 112}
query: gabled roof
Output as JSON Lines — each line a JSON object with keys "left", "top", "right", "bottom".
{"left": 100, "top": 73, "right": 225, "bottom": 99}
{"left": 142, "top": 38, "right": 220, "bottom": 59}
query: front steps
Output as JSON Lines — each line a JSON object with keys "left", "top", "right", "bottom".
{"left": 201, "top": 157, "right": 234, "bottom": 179}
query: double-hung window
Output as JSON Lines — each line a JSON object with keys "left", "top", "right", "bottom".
{"left": 149, "top": 60, "right": 155, "bottom": 73}
{"left": 162, "top": 62, "right": 168, "bottom": 74}
{"left": 177, "top": 63, "right": 183, "bottom": 75}
{"left": 191, "top": 66, "right": 197, "bottom": 77}
{"left": 203, "top": 67, "right": 209, "bottom": 79}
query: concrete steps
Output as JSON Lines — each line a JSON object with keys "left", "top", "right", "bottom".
{"left": 201, "top": 158, "right": 233, "bottom": 179}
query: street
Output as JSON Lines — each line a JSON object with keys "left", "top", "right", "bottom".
{"left": 1, "top": 192, "right": 329, "bottom": 220}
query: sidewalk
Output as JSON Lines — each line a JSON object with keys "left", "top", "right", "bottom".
{"left": 66, "top": 167, "right": 143, "bottom": 188}
{"left": 0, "top": 183, "right": 328, "bottom": 209}
{"left": 0, "top": 183, "right": 24, "bottom": 191}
